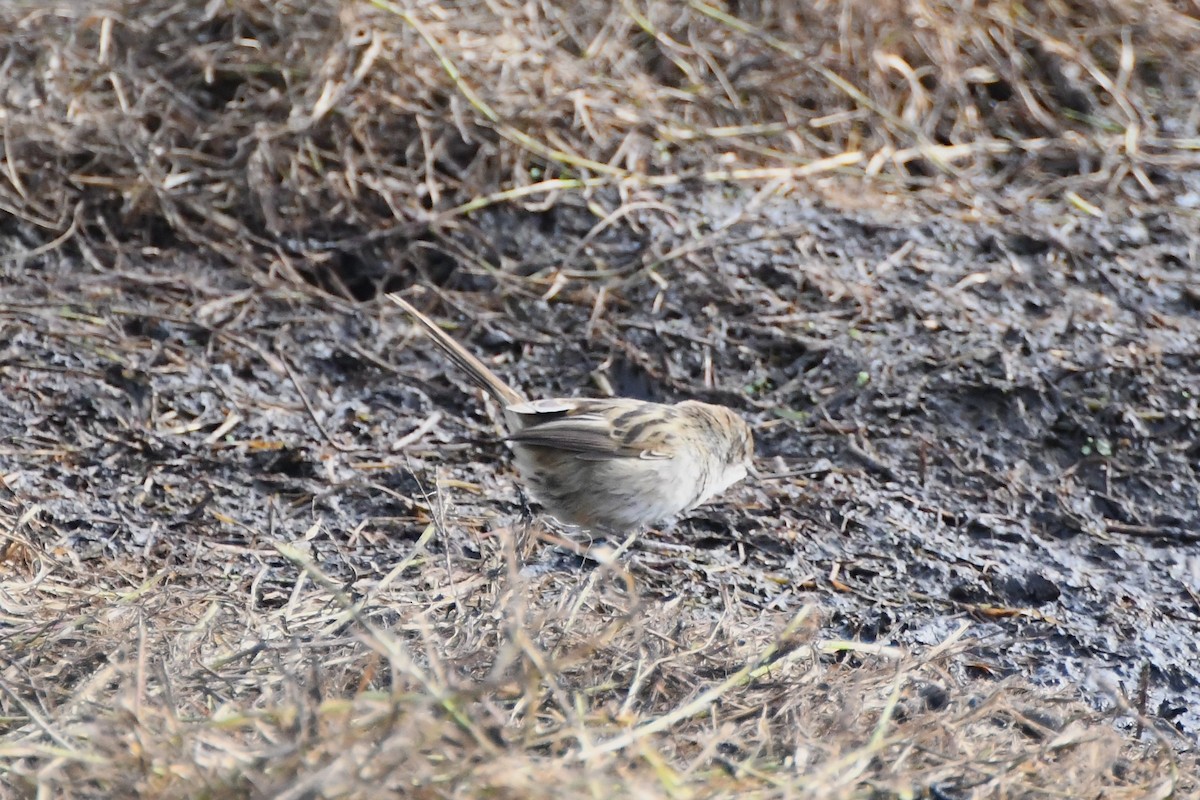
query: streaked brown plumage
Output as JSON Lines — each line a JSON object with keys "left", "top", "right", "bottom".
{"left": 387, "top": 292, "right": 754, "bottom": 532}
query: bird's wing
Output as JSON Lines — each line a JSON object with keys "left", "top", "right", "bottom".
{"left": 505, "top": 399, "right": 678, "bottom": 461}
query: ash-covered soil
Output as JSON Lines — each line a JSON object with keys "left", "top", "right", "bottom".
{"left": 2, "top": 191, "right": 1198, "bottom": 746}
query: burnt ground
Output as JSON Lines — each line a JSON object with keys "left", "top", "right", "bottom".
{"left": 5, "top": 0, "right": 1200, "bottom": 794}
{"left": 1, "top": 187, "right": 1198, "bottom": 792}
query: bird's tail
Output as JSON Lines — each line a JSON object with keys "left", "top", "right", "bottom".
{"left": 386, "top": 292, "right": 527, "bottom": 407}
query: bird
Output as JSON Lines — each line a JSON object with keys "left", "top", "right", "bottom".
{"left": 386, "top": 292, "right": 755, "bottom": 533}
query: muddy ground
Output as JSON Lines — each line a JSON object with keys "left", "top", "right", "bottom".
{"left": 3, "top": 184, "right": 1197, "bottom": 761}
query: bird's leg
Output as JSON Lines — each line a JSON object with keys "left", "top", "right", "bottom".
{"left": 515, "top": 483, "right": 535, "bottom": 527}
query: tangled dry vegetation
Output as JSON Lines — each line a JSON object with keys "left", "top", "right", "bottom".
{"left": 2, "top": 0, "right": 1199, "bottom": 797}
{"left": 3, "top": 0, "right": 1198, "bottom": 273}
{"left": 0, "top": 495, "right": 1191, "bottom": 799}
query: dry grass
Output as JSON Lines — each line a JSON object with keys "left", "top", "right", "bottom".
{"left": 1, "top": 0, "right": 1197, "bottom": 274}
{"left": 3, "top": 1, "right": 1200, "bottom": 797}
{"left": 2, "top": 491, "right": 1192, "bottom": 798}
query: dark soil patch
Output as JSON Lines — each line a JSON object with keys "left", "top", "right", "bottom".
{"left": 3, "top": 191, "right": 1197, "bottom": 752}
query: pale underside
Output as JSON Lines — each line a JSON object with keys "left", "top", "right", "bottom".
{"left": 501, "top": 397, "right": 749, "bottom": 532}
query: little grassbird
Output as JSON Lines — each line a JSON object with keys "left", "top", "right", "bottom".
{"left": 387, "top": 292, "right": 754, "bottom": 532}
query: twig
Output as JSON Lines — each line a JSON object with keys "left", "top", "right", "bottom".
{"left": 279, "top": 352, "right": 358, "bottom": 453}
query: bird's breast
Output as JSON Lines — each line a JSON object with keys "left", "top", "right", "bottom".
{"left": 510, "top": 444, "right": 714, "bottom": 531}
